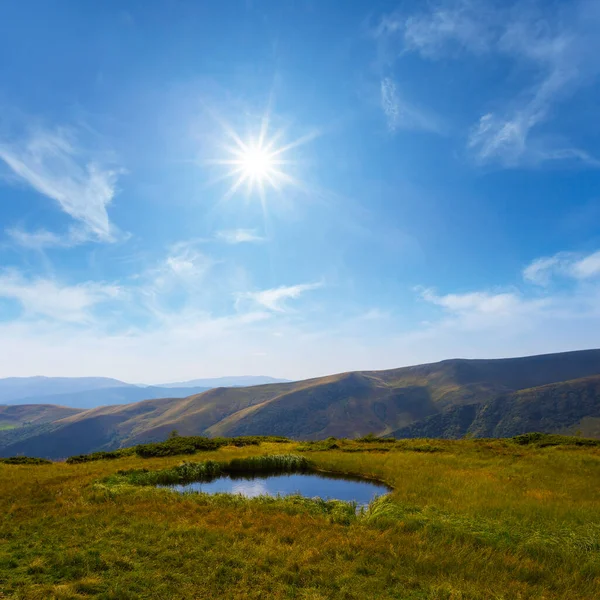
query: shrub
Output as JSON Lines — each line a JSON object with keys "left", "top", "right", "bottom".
{"left": 511, "top": 433, "right": 600, "bottom": 447}
{"left": 1, "top": 456, "right": 52, "bottom": 465}
{"left": 297, "top": 438, "right": 340, "bottom": 452}
{"left": 355, "top": 433, "right": 396, "bottom": 443}
{"left": 104, "top": 454, "right": 312, "bottom": 487}
{"left": 67, "top": 435, "right": 293, "bottom": 463}
{"left": 67, "top": 450, "right": 131, "bottom": 464}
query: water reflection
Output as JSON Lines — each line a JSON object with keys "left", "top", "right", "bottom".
{"left": 161, "top": 471, "right": 391, "bottom": 506}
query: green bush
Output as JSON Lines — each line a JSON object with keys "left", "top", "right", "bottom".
{"left": 296, "top": 438, "right": 340, "bottom": 451}
{"left": 67, "top": 450, "right": 131, "bottom": 464}
{"left": 67, "top": 435, "right": 293, "bottom": 463}
{"left": 105, "top": 454, "right": 312, "bottom": 487}
{"left": 1, "top": 456, "right": 52, "bottom": 465}
{"left": 355, "top": 433, "right": 396, "bottom": 443}
{"left": 511, "top": 433, "right": 600, "bottom": 447}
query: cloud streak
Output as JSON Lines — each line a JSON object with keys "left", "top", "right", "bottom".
{"left": 375, "top": 0, "right": 600, "bottom": 167}
{"left": 523, "top": 250, "right": 600, "bottom": 285}
{"left": 216, "top": 229, "right": 266, "bottom": 244}
{"left": 0, "top": 127, "right": 123, "bottom": 244}
{"left": 0, "top": 270, "right": 121, "bottom": 323}
{"left": 240, "top": 282, "right": 322, "bottom": 313}
{"left": 380, "top": 77, "right": 442, "bottom": 134}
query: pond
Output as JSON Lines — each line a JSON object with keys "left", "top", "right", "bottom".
{"left": 160, "top": 471, "right": 391, "bottom": 506}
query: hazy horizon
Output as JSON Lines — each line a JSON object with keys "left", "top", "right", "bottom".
{"left": 2, "top": 347, "right": 600, "bottom": 385}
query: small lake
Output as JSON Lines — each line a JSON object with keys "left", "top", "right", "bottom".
{"left": 161, "top": 472, "right": 391, "bottom": 506}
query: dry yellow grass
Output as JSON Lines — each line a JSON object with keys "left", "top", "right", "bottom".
{"left": 1, "top": 438, "right": 600, "bottom": 599}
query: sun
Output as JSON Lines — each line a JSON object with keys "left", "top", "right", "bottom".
{"left": 209, "top": 110, "right": 317, "bottom": 202}
{"left": 240, "top": 145, "right": 274, "bottom": 180}
{"left": 231, "top": 141, "right": 283, "bottom": 191}
{"left": 214, "top": 133, "right": 292, "bottom": 199}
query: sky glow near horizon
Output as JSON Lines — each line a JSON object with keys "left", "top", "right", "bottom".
{"left": 0, "top": 0, "right": 599, "bottom": 383}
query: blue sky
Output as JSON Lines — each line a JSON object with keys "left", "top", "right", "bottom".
{"left": 1, "top": 0, "right": 599, "bottom": 382}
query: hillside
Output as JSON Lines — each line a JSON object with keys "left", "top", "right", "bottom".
{"left": 7, "top": 385, "right": 210, "bottom": 409}
{"left": 390, "top": 375, "right": 600, "bottom": 439}
{"left": 0, "top": 376, "right": 130, "bottom": 404}
{"left": 157, "top": 376, "right": 289, "bottom": 388}
{"left": 1, "top": 349, "right": 600, "bottom": 458}
{"left": 0, "top": 404, "right": 83, "bottom": 429}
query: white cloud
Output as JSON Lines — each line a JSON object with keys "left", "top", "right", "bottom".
{"left": 0, "top": 127, "right": 123, "bottom": 244}
{"left": 0, "top": 270, "right": 121, "bottom": 323}
{"left": 376, "top": 0, "right": 600, "bottom": 167}
{"left": 239, "top": 282, "right": 322, "bottom": 313}
{"left": 573, "top": 251, "right": 600, "bottom": 279}
{"left": 419, "top": 287, "right": 526, "bottom": 316}
{"left": 380, "top": 77, "right": 442, "bottom": 134}
{"left": 523, "top": 250, "right": 600, "bottom": 285}
{"left": 0, "top": 262, "right": 599, "bottom": 381}
{"left": 148, "top": 241, "right": 214, "bottom": 291}
{"left": 5, "top": 227, "right": 67, "bottom": 250}
{"left": 216, "top": 229, "right": 266, "bottom": 244}
{"left": 400, "top": 0, "right": 494, "bottom": 58}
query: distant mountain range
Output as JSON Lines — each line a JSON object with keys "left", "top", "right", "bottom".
{"left": 0, "top": 375, "right": 289, "bottom": 409}
{"left": 0, "top": 377, "right": 130, "bottom": 404}
{"left": 156, "top": 376, "right": 290, "bottom": 388}
{"left": 1, "top": 349, "right": 600, "bottom": 459}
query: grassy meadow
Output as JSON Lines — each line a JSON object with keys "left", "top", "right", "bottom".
{"left": 1, "top": 436, "right": 600, "bottom": 599}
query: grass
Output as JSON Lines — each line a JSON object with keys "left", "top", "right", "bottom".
{"left": 65, "top": 435, "right": 290, "bottom": 463}
{"left": 1, "top": 435, "right": 600, "bottom": 598}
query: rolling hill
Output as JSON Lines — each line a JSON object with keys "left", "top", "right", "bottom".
{"left": 0, "top": 404, "right": 83, "bottom": 429}
{"left": 0, "top": 376, "right": 130, "bottom": 404}
{"left": 157, "top": 376, "right": 290, "bottom": 388}
{"left": 6, "top": 385, "right": 210, "bottom": 409}
{"left": 1, "top": 349, "right": 600, "bottom": 459}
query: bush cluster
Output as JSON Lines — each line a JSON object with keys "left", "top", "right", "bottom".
{"left": 0, "top": 456, "right": 52, "bottom": 465}
{"left": 511, "top": 432, "right": 600, "bottom": 447}
{"left": 107, "top": 454, "right": 311, "bottom": 487}
{"left": 66, "top": 435, "right": 291, "bottom": 463}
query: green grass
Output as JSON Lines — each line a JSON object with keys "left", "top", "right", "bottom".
{"left": 66, "top": 435, "right": 291, "bottom": 463}
{"left": 1, "top": 436, "right": 600, "bottom": 598}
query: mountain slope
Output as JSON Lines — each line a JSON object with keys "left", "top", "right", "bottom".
{"left": 157, "top": 376, "right": 289, "bottom": 388}
{"left": 0, "top": 376, "right": 131, "bottom": 404}
{"left": 0, "top": 404, "right": 83, "bottom": 428}
{"left": 2, "top": 349, "right": 600, "bottom": 458}
{"left": 7, "top": 385, "right": 210, "bottom": 409}
{"left": 390, "top": 375, "right": 600, "bottom": 439}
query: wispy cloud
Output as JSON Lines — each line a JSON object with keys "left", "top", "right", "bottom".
{"left": 0, "top": 127, "right": 124, "bottom": 244}
{"left": 216, "top": 229, "right": 266, "bottom": 244}
{"left": 144, "top": 240, "right": 215, "bottom": 295}
{"left": 376, "top": 0, "right": 494, "bottom": 58}
{"left": 375, "top": 0, "right": 600, "bottom": 167}
{"left": 0, "top": 270, "right": 121, "bottom": 323}
{"left": 239, "top": 282, "right": 322, "bottom": 313}
{"left": 380, "top": 77, "right": 443, "bottom": 134}
{"left": 5, "top": 227, "right": 67, "bottom": 250}
{"left": 523, "top": 250, "right": 600, "bottom": 285}
{"left": 418, "top": 287, "right": 528, "bottom": 317}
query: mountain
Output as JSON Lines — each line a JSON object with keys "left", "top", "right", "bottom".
{"left": 1, "top": 349, "right": 600, "bottom": 459}
{"left": 0, "top": 404, "right": 83, "bottom": 429}
{"left": 390, "top": 375, "right": 600, "bottom": 439}
{"left": 157, "top": 376, "right": 290, "bottom": 388}
{"left": 0, "top": 375, "right": 285, "bottom": 408}
{"left": 0, "top": 376, "right": 130, "bottom": 404}
{"left": 6, "top": 385, "right": 210, "bottom": 409}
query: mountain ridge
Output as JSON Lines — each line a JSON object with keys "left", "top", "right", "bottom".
{"left": 1, "top": 349, "right": 600, "bottom": 459}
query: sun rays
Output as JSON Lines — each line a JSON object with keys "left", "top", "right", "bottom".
{"left": 208, "top": 108, "right": 318, "bottom": 206}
